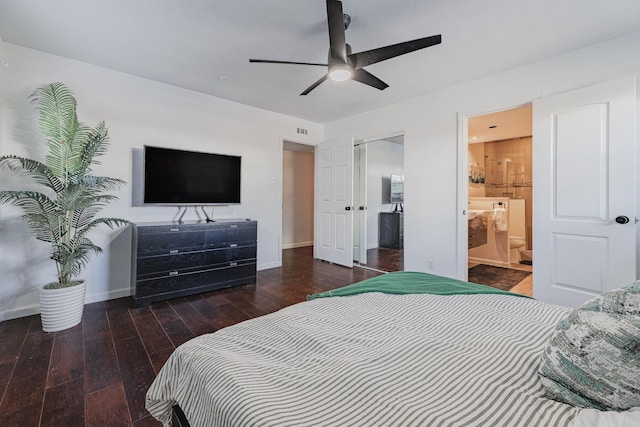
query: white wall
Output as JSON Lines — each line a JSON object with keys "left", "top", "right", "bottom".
{"left": 366, "top": 140, "right": 404, "bottom": 248}
{"left": 282, "top": 149, "right": 314, "bottom": 248}
{"left": 325, "top": 31, "right": 640, "bottom": 280}
{"left": 0, "top": 42, "right": 323, "bottom": 320}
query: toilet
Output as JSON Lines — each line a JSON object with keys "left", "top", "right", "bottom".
{"left": 507, "top": 199, "right": 527, "bottom": 263}
{"left": 509, "top": 236, "right": 526, "bottom": 262}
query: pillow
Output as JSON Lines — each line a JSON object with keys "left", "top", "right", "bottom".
{"left": 538, "top": 281, "right": 640, "bottom": 410}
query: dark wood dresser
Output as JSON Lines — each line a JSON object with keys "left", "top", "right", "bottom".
{"left": 131, "top": 219, "right": 257, "bottom": 306}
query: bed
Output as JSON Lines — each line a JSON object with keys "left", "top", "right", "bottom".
{"left": 146, "top": 272, "right": 640, "bottom": 426}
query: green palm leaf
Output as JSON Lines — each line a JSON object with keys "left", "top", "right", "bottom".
{"left": 52, "top": 238, "right": 103, "bottom": 284}
{"left": 0, "top": 190, "right": 57, "bottom": 216}
{"left": 0, "top": 190, "right": 61, "bottom": 243}
{"left": 0, "top": 155, "right": 64, "bottom": 193}
{"left": 80, "top": 175, "right": 126, "bottom": 190}
{"left": 76, "top": 218, "right": 131, "bottom": 239}
{"left": 77, "top": 122, "right": 109, "bottom": 175}
{"left": 31, "top": 82, "right": 78, "bottom": 144}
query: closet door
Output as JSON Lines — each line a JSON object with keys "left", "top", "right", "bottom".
{"left": 314, "top": 137, "right": 354, "bottom": 267}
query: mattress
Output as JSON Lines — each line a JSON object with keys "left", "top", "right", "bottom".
{"left": 146, "top": 290, "right": 608, "bottom": 426}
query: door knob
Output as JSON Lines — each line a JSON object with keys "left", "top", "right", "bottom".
{"left": 358, "top": 206, "right": 365, "bottom": 210}
{"left": 615, "top": 215, "right": 630, "bottom": 224}
{"left": 345, "top": 206, "right": 352, "bottom": 211}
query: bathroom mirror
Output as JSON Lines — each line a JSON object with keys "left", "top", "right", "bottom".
{"left": 390, "top": 174, "right": 404, "bottom": 203}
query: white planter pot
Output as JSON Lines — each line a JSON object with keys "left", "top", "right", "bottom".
{"left": 39, "top": 281, "right": 87, "bottom": 332}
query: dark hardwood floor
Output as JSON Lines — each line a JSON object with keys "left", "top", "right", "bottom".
{"left": 0, "top": 247, "right": 382, "bottom": 426}
{"left": 360, "top": 247, "right": 404, "bottom": 272}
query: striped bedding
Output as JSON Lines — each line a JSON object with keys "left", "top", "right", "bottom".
{"left": 147, "top": 292, "right": 586, "bottom": 426}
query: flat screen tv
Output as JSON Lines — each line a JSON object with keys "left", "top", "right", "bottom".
{"left": 143, "top": 145, "right": 241, "bottom": 205}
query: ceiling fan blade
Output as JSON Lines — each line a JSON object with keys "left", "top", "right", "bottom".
{"left": 349, "top": 34, "right": 442, "bottom": 69}
{"left": 300, "top": 74, "right": 329, "bottom": 96}
{"left": 326, "top": 0, "right": 348, "bottom": 64}
{"left": 250, "top": 59, "right": 328, "bottom": 67}
{"left": 351, "top": 69, "right": 389, "bottom": 91}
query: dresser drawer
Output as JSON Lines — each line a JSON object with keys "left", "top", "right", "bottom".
{"left": 137, "top": 229, "right": 205, "bottom": 256}
{"left": 135, "top": 262, "right": 256, "bottom": 298}
{"left": 205, "top": 222, "right": 257, "bottom": 249}
{"left": 136, "top": 246, "right": 257, "bottom": 279}
{"left": 136, "top": 224, "right": 207, "bottom": 235}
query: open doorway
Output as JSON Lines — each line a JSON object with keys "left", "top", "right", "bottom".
{"left": 282, "top": 141, "right": 314, "bottom": 254}
{"left": 466, "top": 105, "right": 533, "bottom": 296}
{"left": 353, "top": 135, "right": 405, "bottom": 272}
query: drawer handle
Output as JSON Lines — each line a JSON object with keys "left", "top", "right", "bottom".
{"left": 170, "top": 228, "right": 179, "bottom": 232}
{"left": 230, "top": 225, "right": 238, "bottom": 228}
{"left": 169, "top": 250, "right": 179, "bottom": 254}
{"left": 169, "top": 271, "right": 179, "bottom": 276}
{"left": 229, "top": 243, "right": 238, "bottom": 248}
{"left": 229, "top": 262, "right": 238, "bottom": 267}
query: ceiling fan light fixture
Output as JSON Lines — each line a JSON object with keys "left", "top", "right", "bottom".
{"left": 328, "top": 64, "right": 353, "bottom": 81}
{"left": 249, "top": 0, "right": 442, "bottom": 95}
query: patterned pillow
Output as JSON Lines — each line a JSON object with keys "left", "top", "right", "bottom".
{"left": 538, "top": 281, "right": 640, "bottom": 410}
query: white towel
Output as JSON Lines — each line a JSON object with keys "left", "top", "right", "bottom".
{"left": 492, "top": 208, "right": 508, "bottom": 232}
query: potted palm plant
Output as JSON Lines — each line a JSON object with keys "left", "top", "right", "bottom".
{"left": 0, "top": 82, "right": 129, "bottom": 332}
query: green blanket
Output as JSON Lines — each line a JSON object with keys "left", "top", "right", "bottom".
{"left": 307, "top": 271, "right": 529, "bottom": 300}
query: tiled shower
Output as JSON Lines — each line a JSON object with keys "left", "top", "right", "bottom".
{"left": 469, "top": 137, "right": 532, "bottom": 255}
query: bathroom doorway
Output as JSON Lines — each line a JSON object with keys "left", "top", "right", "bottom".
{"left": 466, "top": 105, "right": 533, "bottom": 296}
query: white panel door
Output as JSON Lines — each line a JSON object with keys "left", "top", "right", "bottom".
{"left": 353, "top": 143, "right": 367, "bottom": 264}
{"left": 533, "top": 77, "right": 636, "bottom": 307}
{"left": 314, "top": 138, "right": 354, "bottom": 267}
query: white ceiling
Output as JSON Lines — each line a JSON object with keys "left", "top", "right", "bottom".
{"left": 469, "top": 104, "right": 532, "bottom": 144}
{"left": 1, "top": 0, "right": 639, "bottom": 124}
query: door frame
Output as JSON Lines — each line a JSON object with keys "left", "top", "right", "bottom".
{"left": 456, "top": 103, "right": 533, "bottom": 281}
{"left": 279, "top": 137, "right": 317, "bottom": 265}
{"left": 353, "top": 139, "right": 367, "bottom": 264}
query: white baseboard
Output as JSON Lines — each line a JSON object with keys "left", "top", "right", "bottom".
{"left": 0, "top": 303, "right": 40, "bottom": 322}
{"left": 367, "top": 242, "right": 379, "bottom": 249}
{"left": 85, "top": 287, "right": 132, "bottom": 304}
{"left": 0, "top": 287, "right": 133, "bottom": 322}
{"left": 258, "top": 261, "right": 281, "bottom": 271}
{"left": 282, "top": 241, "right": 313, "bottom": 250}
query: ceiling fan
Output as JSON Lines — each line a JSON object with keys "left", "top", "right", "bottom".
{"left": 249, "top": 0, "right": 442, "bottom": 95}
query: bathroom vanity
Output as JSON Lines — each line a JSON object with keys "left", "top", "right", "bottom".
{"left": 468, "top": 197, "right": 526, "bottom": 267}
